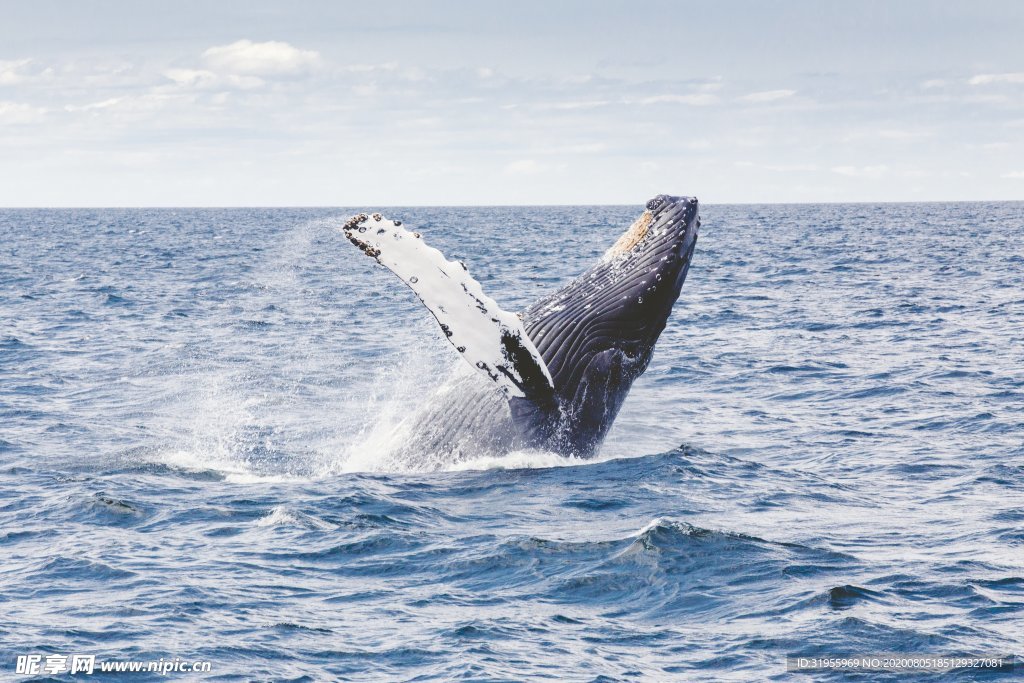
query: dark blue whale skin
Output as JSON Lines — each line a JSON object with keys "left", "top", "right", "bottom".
{"left": 397, "top": 195, "right": 700, "bottom": 465}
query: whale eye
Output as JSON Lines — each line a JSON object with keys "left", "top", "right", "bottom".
{"left": 394, "top": 220, "right": 402, "bottom": 226}
{"left": 409, "top": 276, "right": 418, "bottom": 283}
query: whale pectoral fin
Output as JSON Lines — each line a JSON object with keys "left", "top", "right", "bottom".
{"left": 341, "top": 213, "right": 555, "bottom": 404}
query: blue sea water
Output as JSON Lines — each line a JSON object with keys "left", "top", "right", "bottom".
{"left": 1, "top": 202, "right": 1022, "bottom": 681}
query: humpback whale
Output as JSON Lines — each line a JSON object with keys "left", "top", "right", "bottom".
{"left": 341, "top": 194, "right": 699, "bottom": 467}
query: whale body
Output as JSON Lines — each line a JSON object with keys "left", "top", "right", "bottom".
{"left": 341, "top": 194, "right": 699, "bottom": 467}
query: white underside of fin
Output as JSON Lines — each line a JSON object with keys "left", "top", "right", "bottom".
{"left": 341, "top": 213, "right": 554, "bottom": 400}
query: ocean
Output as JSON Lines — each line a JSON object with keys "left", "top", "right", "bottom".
{"left": 1, "top": 202, "right": 1022, "bottom": 680}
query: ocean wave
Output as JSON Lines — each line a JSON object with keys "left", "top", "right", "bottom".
{"left": 3, "top": 204, "right": 1022, "bottom": 679}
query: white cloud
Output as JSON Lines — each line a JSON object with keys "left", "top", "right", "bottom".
{"left": 876, "top": 128, "right": 933, "bottom": 140}
{"left": 545, "top": 100, "right": 610, "bottom": 110}
{"left": 342, "top": 62, "right": 398, "bottom": 74}
{"left": 64, "top": 97, "right": 123, "bottom": 112}
{"left": 739, "top": 89, "right": 796, "bottom": 103}
{"left": 0, "top": 101, "right": 45, "bottom": 123}
{"left": 765, "top": 163, "right": 818, "bottom": 172}
{"left": 968, "top": 73, "right": 1024, "bottom": 85}
{"left": 163, "top": 68, "right": 220, "bottom": 89}
{"left": 633, "top": 93, "right": 718, "bottom": 106}
{"left": 734, "top": 160, "right": 817, "bottom": 172}
{"left": 964, "top": 93, "right": 1010, "bottom": 104}
{"left": 63, "top": 92, "right": 185, "bottom": 117}
{"left": 694, "top": 80, "right": 724, "bottom": 92}
{"left": 0, "top": 59, "right": 35, "bottom": 85}
{"left": 843, "top": 128, "right": 935, "bottom": 142}
{"left": 831, "top": 165, "right": 889, "bottom": 178}
{"left": 202, "top": 39, "right": 321, "bottom": 77}
{"left": 541, "top": 142, "right": 607, "bottom": 154}
{"left": 1002, "top": 171, "right": 1024, "bottom": 179}
{"left": 504, "top": 159, "right": 542, "bottom": 174}
{"left": 503, "top": 159, "right": 567, "bottom": 175}
{"left": 163, "top": 67, "right": 263, "bottom": 90}
{"left": 920, "top": 79, "right": 947, "bottom": 89}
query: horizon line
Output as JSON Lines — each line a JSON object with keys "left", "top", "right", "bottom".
{"left": 2, "top": 198, "right": 1023, "bottom": 210}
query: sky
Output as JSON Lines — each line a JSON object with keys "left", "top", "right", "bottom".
{"left": 1, "top": 0, "right": 1023, "bottom": 206}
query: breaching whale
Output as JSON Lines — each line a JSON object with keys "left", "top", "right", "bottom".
{"left": 341, "top": 194, "right": 699, "bottom": 467}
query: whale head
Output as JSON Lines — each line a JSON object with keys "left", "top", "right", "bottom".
{"left": 520, "top": 195, "right": 700, "bottom": 455}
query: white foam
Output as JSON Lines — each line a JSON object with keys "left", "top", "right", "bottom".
{"left": 255, "top": 506, "right": 300, "bottom": 527}
{"left": 635, "top": 516, "right": 673, "bottom": 537}
{"left": 224, "top": 471, "right": 302, "bottom": 485}
{"left": 448, "top": 449, "right": 589, "bottom": 472}
{"left": 444, "top": 446, "right": 643, "bottom": 473}
{"left": 156, "top": 448, "right": 303, "bottom": 484}
{"left": 254, "top": 505, "right": 334, "bottom": 529}
{"left": 129, "top": 214, "right": 651, "bottom": 480}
